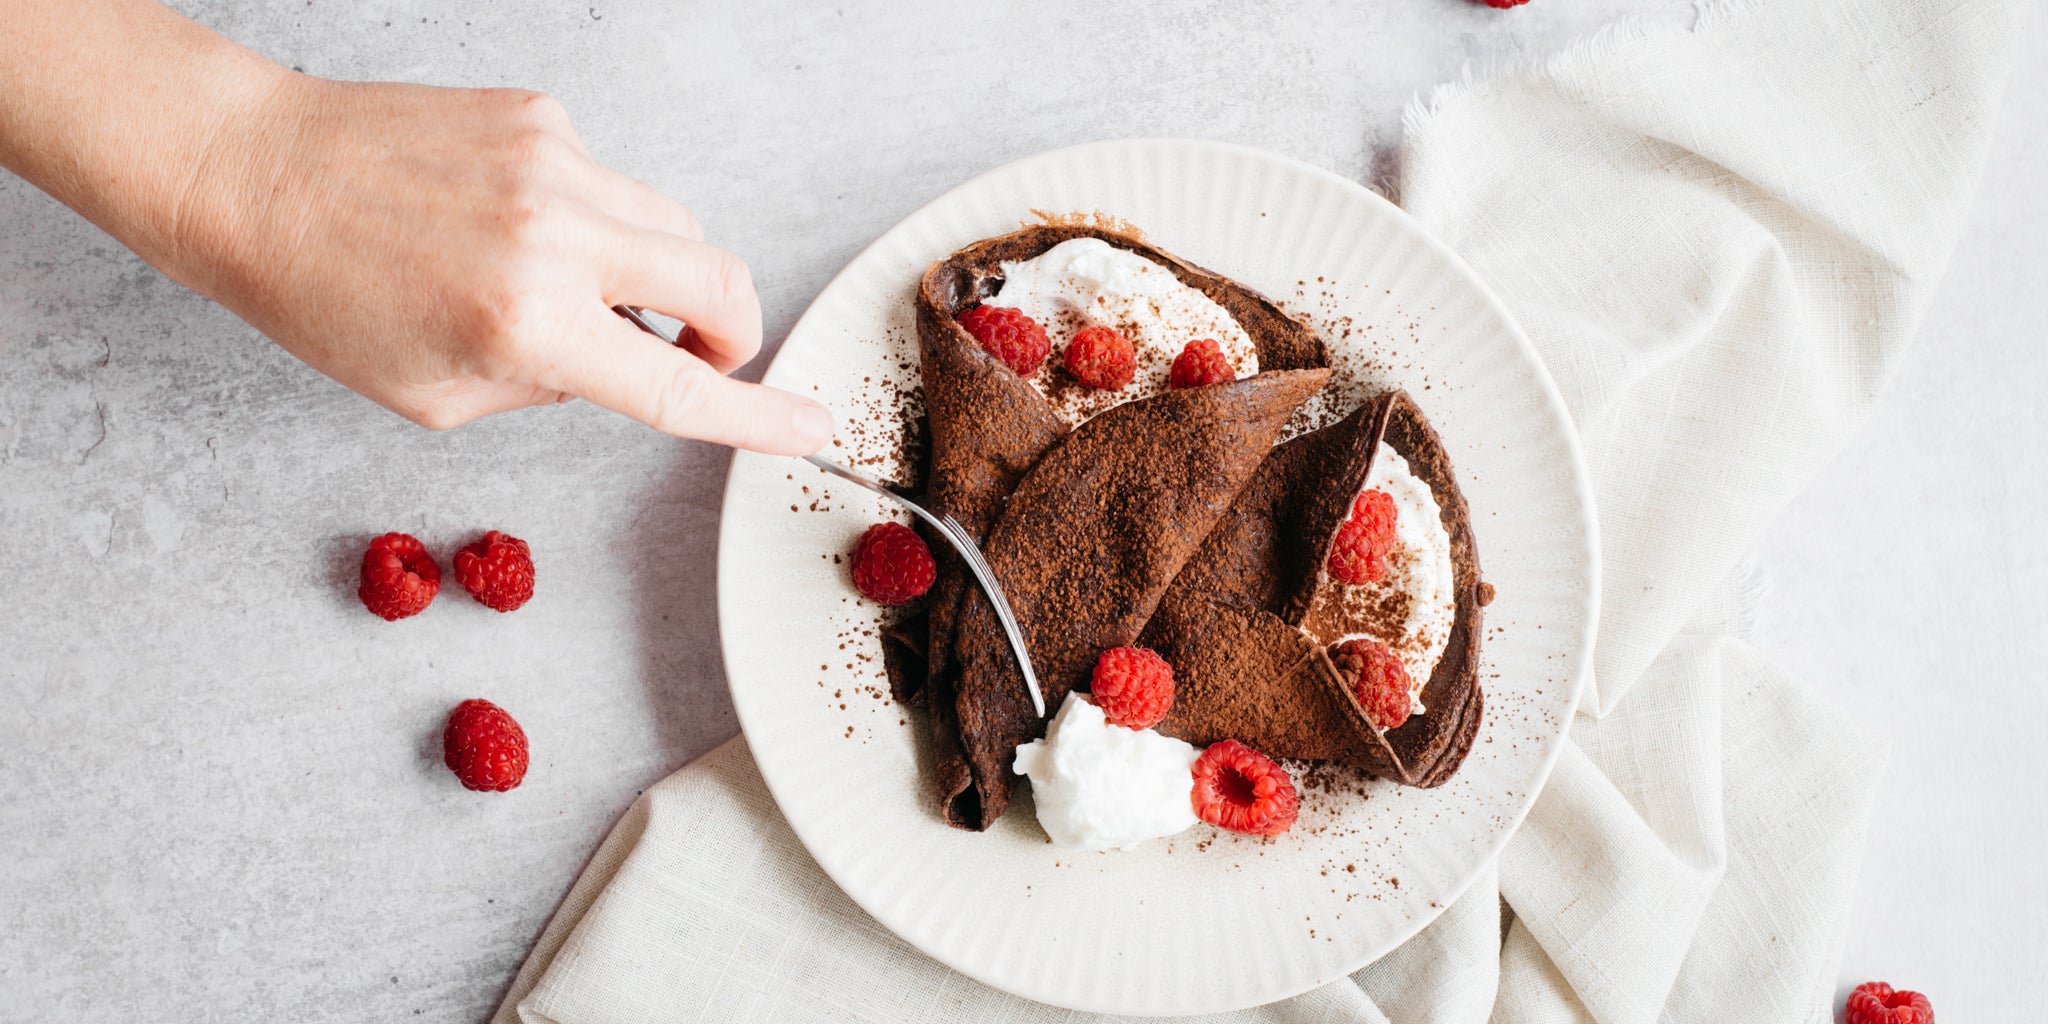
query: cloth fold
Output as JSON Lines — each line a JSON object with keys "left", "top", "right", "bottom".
{"left": 496, "top": 0, "right": 2024, "bottom": 1019}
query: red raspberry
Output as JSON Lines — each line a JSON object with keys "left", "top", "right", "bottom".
{"left": 850, "top": 522, "right": 936, "bottom": 606}
{"left": 1062, "top": 325, "right": 1137, "bottom": 391}
{"left": 1332, "top": 638, "right": 1413, "bottom": 730}
{"left": 1327, "top": 489, "right": 1399, "bottom": 585}
{"left": 1846, "top": 982, "right": 1934, "bottom": 1024}
{"left": 1168, "top": 339, "right": 1236, "bottom": 389}
{"left": 453, "top": 530, "right": 535, "bottom": 613}
{"left": 1190, "top": 739, "right": 1299, "bottom": 836}
{"left": 1089, "top": 646, "right": 1175, "bottom": 729}
{"left": 1480, "top": 0, "right": 1530, "bottom": 8}
{"left": 956, "top": 305, "right": 1050, "bottom": 376}
{"left": 358, "top": 532, "right": 440, "bottom": 621}
{"left": 442, "top": 698, "right": 529, "bottom": 792}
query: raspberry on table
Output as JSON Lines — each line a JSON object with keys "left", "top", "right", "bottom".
{"left": 358, "top": 532, "right": 440, "bottom": 621}
{"left": 1062, "top": 325, "right": 1137, "bottom": 391}
{"left": 850, "top": 522, "right": 937, "bottom": 606}
{"left": 1190, "top": 739, "right": 1299, "bottom": 836}
{"left": 442, "top": 698, "right": 529, "bottom": 793}
{"left": 1846, "top": 982, "right": 1934, "bottom": 1024}
{"left": 1168, "top": 339, "right": 1236, "bottom": 389}
{"left": 454, "top": 530, "right": 535, "bottom": 613}
{"left": 1331, "top": 638, "right": 1413, "bottom": 730}
{"left": 956, "top": 304, "right": 1051, "bottom": 376}
{"left": 1089, "top": 646, "right": 1175, "bottom": 729}
{"left": 1480, "top": 0, "right": 1531, "bottom": 8}
{"left": 1327, "top": 489, "right": 1399, "bottom": 585}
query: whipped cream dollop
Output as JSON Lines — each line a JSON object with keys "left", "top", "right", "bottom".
{"left": 981, "top": 238, "right": 1259, "bottom": 424}
{"left": 1304, "top": 442, "right": 1457, "bottom": 721}
{"left": 1012, "top": 692, "right": 1200, "bottom": 851}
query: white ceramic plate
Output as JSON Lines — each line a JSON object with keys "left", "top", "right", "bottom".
{"left": 718, "top": 139, "right": 1597, "bottom": 1016}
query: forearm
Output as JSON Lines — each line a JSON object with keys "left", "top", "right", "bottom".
{"left": 0, "top": 0, "right": 286, "bottom": 293}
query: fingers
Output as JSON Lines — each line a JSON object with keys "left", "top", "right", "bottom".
{"left": 601, "top": 230, "right": 763, "bottom": 374}
{"left": 575, "top": 162, "right": 704, "bottom": 242}
{"left": 494, "top": 114, "right": 737, "bottom": 371}
{"left": 489, "top": 90, "right": 706, "bottom": 271}
{"left": 619, "top": 314, "right": 728, "bottom": 372}
{"left": 549, "top": 309, "right": 833, "bottom": 454}
{"left": 669, "top": 322, "right": 731, "bottom": 371}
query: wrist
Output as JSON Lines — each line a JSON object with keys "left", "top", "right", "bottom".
{"left": 151, "top": 60, "right": 308, "bottom": 302}
{"left": 0, "top": 1, "right": 293, "bottom": 298}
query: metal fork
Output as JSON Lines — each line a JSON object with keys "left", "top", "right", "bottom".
{"left": 612, "top": 306, "right": 1045, "bottom": 717}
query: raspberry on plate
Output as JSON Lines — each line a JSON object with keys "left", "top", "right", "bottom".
{"left": 1190, "top": 739, "right": 1299, "bottom": 836}
{"left": 1480, "top": 0, "right": 1531, "bottom": 7}
{"left": 1845, "top": 982, "right": 1934, "bottom": 1024}
{"left": 442, "top": 699, "right": 529, "bottom": 793}
{"left": 358, "top": 532, "right": 440, "bottom": 621}
{"left": 1327, "top": 489, "right": 1399, "bottom": 585}
{"left": 1168, "top": 339, "right": 1236, "bottom": 389}
{"left": 454, "top": 530, "right": 535, "bottom": 612}
{"left": 956, "top": 304, "right": 1051, "bottom": 376}
{"left": 1062, "top": 325, "right": 1137, "bottom": 391}
{"left": 1332, "top": 638, "right": 1413, "bottom": 730}
{"left": 850, "top": 522, "right": 936, "bottom": 606}
{"left": 1089, "top": 646, "right": 1174, "bottom": 729}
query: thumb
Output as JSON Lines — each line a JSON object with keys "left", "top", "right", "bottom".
{"left": 549, "top": 309, "right": 834, "bottom": 454}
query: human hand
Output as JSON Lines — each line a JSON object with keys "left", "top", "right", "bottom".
{"left": 0, "top": 2, "right": 830, "bottom": 451}
{"left": 167, "top": 76, "right": 831, "bottom": 452}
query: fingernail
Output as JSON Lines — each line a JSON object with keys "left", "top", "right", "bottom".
{"left": 792, "top": 403, "right": 834, "bottom": 448}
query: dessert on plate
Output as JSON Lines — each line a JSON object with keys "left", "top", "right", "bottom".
{"left": 900, "top": 225, "right": 1330, "bottom": 832}
{"left": 862, "top": 221, "right": 1485, "bottom": 848}
{"left": 1145, "top": 390, "right": 1487, "bottom": 787}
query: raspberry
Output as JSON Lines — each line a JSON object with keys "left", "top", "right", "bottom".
{"left": 956, "top": 305, "right": 1050, "bottom": 376}
{"left": 1331, "top": 638, "right": 1413, "bottom": 730}
{"left": 442, "top": 699, "right": 529, "bottom": 792}
{"left": 1168, "top": 339, "right": 1236, "bottom": 389}
{"left": 1062, "top": 325, "right": 1137, "bottom": 391}
{"left": 358, "top": 532, "right": 440, "bottom": 621}
{"left": 1846, "top": 982, "right": 1934, "bottom": 1024}
{"left": 1089, "top": 646, "right": 1175, "bottom": 729}
{"left": 1480, "top": 0, "right": 1530, "bottom": 8}
{"left": 850, "top": 522, "right": 936, "bottom": 606}
{"left": 1327, "top": 489, "right": 1399, "bottom": 585}
{"left": 1190, "top": 739, "right": 1299, "bottom": 836}
{"left": 453, "top": 530, "right": 535, "bottom": 612}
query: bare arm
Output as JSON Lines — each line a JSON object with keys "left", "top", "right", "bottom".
{"left": 0, "top": 0, "right": 833, "bottom": 453}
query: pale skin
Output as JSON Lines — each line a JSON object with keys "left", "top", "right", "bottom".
{"left": 0, "top": 0, "right": 834, "bottom": 454}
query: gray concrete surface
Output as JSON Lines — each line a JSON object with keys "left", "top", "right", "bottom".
{"left": 1, "top": 1, "right": 2038, "bottom": 1020}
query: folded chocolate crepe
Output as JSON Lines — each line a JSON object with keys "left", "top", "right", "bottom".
{"left": 901, "top": 224, "right": 1331, "bottom": 830}
{"left": 1144, "top": 390, "right": 1486, "bottom": 787}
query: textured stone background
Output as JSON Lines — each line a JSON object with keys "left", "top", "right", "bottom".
{"left": 1, "top": 1, "right": 2040, "bottom": 1020}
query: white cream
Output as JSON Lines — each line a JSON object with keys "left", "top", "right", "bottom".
{"left": 1343, "top": 442, "right": 1457, "bottom": 718}
{"left": 1011, "top": 693, "right": 1200, "bottom": 851}
{"left": 981, "top": 238, "right": 1258, "bottom": 424}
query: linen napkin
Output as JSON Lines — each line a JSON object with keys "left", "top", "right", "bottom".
{"left": 495, "top": 0, "right": 2026, "bottom": 1020}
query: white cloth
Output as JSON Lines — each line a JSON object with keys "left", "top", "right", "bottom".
{"left": 495, "top": 0, "right": 2026, "bottom": 1020}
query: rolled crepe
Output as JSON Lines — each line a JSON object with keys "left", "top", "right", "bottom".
{"left": 901, "top": 224, "right": 1330, "bottom": 830}
{"left": 1145, "top": 390, "right": 1487, "bottom": 788}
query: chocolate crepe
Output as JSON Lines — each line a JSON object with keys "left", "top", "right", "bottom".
{"left": 903, "top": 224, "right": 1331, "bottom": 830}
{"left": 943, "top": 369, "right": 1327, "bottom": 828}
{"left": 897, "top": 225, "right": 1329, "bottom": 707}
{"left": 1145, "top": 390, "right": 1486, "bottom": 787}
